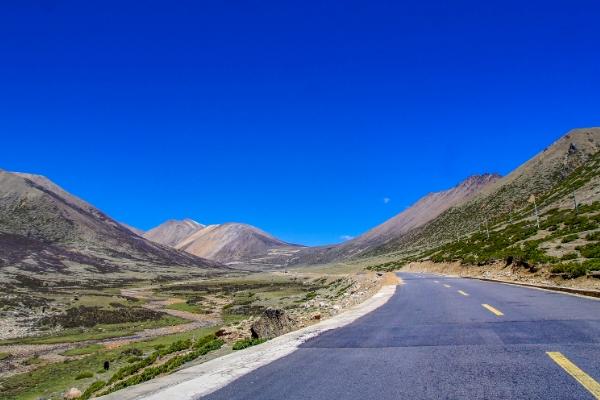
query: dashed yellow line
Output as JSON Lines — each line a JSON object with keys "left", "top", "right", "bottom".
{"left": 443, "top": 284, "right": 451, "bottom": 288}
{"left": 458, "top": 290, "right": 469, "bottom": 296}
{"left": 482, "top": 303, "right": 503, "bottom": 316}
{"left": 547, "top": 352, "right": 600, "bottom": 399}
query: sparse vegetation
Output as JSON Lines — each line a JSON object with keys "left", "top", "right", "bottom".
{"left": 75, "top": 371, "right": 94, "bottom": 380}
{"left": 232, "top": 338, "right": 267, "bottom": 350}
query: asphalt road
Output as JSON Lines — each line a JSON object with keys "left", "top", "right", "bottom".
{"left": 202, "top": 273, "right": 600, "bottom": 399}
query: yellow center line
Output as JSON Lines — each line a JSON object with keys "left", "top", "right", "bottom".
{"left": 547, "top": 352, "right": 600, "bottom": 399}
{"left": 443, "top": 284, "right": 451, "bottom": 288}
{"left": 482, "top": 303, "right": 504, "bottom": 316}
{"left": 458, "top": 290, "right": 469, "bottom": 296}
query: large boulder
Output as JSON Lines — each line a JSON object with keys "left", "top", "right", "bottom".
{"left": 250, "top": 308, "right": 295, "bottom": 339}
{"left": 64, "top": 387, "right": 82, "bottom": 399}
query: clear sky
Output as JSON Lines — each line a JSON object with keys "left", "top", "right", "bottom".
{"left": 1, "top": 1, "right": 600, "bottom": 245}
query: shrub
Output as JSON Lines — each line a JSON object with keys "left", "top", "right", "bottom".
{"left": 80, "top": 380, "right": 106, "bottom": 400}
{"left": 586, "top": 231, "right": 600, "bottom": 241}
{"left": 304, "top": 291, "right": 317, "bottom": 301}
{"left": 75, "top": 371, "right": 94, "bottom": 380}
{"left": 550, "top": 263, "right": 587, "bottom": 278}
{"left": 577, "top": 242, "right": 600, "bottom": 258}
{"left": 121, "top": 347, "right": 143, "bottom": 357}
{"left": 158, "top": 339, "right": 192, "bottom": 356}
{"left": 561, "top": 234, "right": 579, "bottom": 243}
{"left": 561, "top": 253, "right": 578, "bottom": 261}
{"left": 232, "top": 338, "right": 267, "bottom": 350}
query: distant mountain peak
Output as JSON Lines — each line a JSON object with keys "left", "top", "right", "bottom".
{"left": 143, "top": 218, "right": 205, "bottom": 246}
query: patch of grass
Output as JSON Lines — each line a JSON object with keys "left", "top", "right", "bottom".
{"left": 303, "top": 291, "right": 317, "bottom": 301}
{"left": 75, "top": 371, "right": 94, "bottom": 380}
{"left": 561, "top": 234, "right": 579, "bottom": 243}
{"left": 577, "top": 241, "right": 600, "bottom": 258}
{"left": 98, "top": 336, "right": 224, "bottom": 397}
{"left": 0, "top": 316, "right": 186, "bottom": 345}
{"left": 0, "top": 352, "right": 10, "bottom": 361}
{"left": 550, "top": 263, "right": 588, "bottom": 278}
{"left": 0, "top": 326, "right": 220, "bottom": 400}
{"left": 166, "top": 302, "right": 208, "bottom": 314}
{"left": 39, "top": 305, "right": 163, "bottom": 328}
{"left": 23, "top": 355, "right": 43, "bottom": 365}
{"left": 80, "top": 380, "right": 106, "bottom": 400}
{"left": 586, "top": 231, "right": 600, "bottom": 241}
{"left": 232, "top": 338, "right": 267, "bottom": 350}
{"left": 560, "top": 252, "right": 578, "bottom": 261}
{"left": 61, "top": 344, "right": 104, "bottom": 356}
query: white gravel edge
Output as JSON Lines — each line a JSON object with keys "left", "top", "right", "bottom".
{"left": 97, "top": 284, "right": 397, "bottom": 400}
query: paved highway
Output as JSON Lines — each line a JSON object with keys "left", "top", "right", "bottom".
{"left": 202, "top": 273, "right": 600, "bottom": 399}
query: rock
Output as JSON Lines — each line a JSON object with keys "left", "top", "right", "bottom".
{"left": 250, "top": 308, "right": 295, "bottom": 339}
{"left": 333, "top": 305, "right": 341, "bottom": 311}
{"left": 64, "top": 388, "right": 81, "bottom": 399}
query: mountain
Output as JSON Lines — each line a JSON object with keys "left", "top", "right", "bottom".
{"left": 175, "top": 223, "right": 304, "bottom": 265}
{"left": 282, "top": 173, "right": 500, "bottom": 266}
{"left": 0, "top": 171, "right": 223, "bottom": 284}
{"left": 369, "top": 127, "right": 600, "bottom": 258}
{"left": 143, "top": 219, "right": 204, "bottom": 246}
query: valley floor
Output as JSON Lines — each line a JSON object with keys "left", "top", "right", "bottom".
{"left": 0, "top": 270, "right": 384, "bottom": 400}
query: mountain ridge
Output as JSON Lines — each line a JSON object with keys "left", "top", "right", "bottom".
{"left": 0, "top": 170, "right": 224, "bottom": 283}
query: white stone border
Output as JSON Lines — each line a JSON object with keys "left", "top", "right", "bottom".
{"left": 98, "top": 285, "right": 397, "bottom": 400}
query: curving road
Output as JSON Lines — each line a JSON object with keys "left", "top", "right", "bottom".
{"left": 202, "top": 273, "right": 600, "bottom": 400}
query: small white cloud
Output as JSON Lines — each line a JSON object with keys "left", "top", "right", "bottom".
{"left": 383, "top": 197, "right": 391, "bottom": 204}
{"left": 340, "top": 235, "right": 354, "bottom": 241}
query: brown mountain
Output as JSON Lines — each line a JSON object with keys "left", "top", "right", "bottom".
{"left": 283, "top": 173, "right": 500, "bottom": 265}
{"left": 175, "top": 223, "right": 304, "bottom": 265}
{"left": 0, "top": 171, "right": 223, "bottom": 283}
{"left": 370, "top": 127, "right": 600, "bottom": 256}
{"left": 143, "top": 219, "right": 204, "bottom": 246}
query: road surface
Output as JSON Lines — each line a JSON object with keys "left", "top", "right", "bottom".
{"left": 203, "top": 273, "right": 600, "bottom": 400}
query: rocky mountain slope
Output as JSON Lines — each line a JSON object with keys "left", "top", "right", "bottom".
{"left": 0, "top": 171, "right": 223, "bottom": 284}
{"left": 143, "top": 219, "right": 204, "bottom": 246}
{"left": 120, "top": 223, "right": 145, "bottom": 236}
{"left": 367, "top": 127, "right": 600, "bottom": 273}
{"left": 281, "top": 173, "right": 500, "bottom": 266}
{"left": 175, "top": 223, "right": 304, "bottom": 265}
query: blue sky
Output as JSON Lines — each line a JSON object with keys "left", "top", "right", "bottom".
{"left": 1, "top": 1, "right": 600, "bottom": 245}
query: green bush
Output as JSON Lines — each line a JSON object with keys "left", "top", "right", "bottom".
{"left": 232, "top": 338, "right": 267, "bottom": 350}
{"left": 304, "top": 291, "right": 317, "bottom": 301}
{"left": 561, "top": 252, "right": 578, "bottom": 261}
{"left": 80, "top": 380, "right": 106, "bottom": 400}
{"left": 561, "top": 234, "right": 579, "bottom": 243}
{"left": 75, "top": 371, "right": 94, "bottom": 380}
{"left": 586, "top": 231, "right": 600, "bottom": 241}
{"left": 582, "top": 259, "right": 600, "bottom": 271}
{"left": 550, "top": 263, "right": 588, "bottom": 278}
{"left": 577, "top": 242, "right": 600, "bottom": 258}
{"left": 158, "top": 339, "right": 192, "bottom": 356}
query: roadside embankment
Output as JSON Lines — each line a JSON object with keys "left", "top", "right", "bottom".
{"left": 403, "top": 261, "right": 600, "bottom": 297}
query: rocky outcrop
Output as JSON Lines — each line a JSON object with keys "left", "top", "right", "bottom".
{"left": 250, "top": 308, "right": 295, "bottom": 339}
